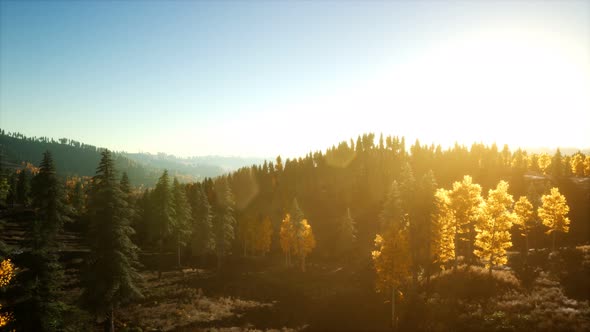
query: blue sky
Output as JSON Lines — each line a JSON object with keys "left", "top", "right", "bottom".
{"left": 1, "top": 1, "right": 589, "bottom": 158}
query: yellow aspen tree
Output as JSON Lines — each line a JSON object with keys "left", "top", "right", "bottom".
{"left": 280, "top": 214, "right": 295, "bottom": 266}
{"left": 294, "top": 219, "right": 316, "bottom": 272}
{"left": 0, "top": 259, "right": 14, "bottom": 327}
{"left": 448, "top": 175, "right": 483, "bottom": 268}
{"left": 254, "top": 216, "right": 273, "bottom": 256}
{"left": 584, "top": 155, "right": 590, "bottom": 176}
{"left": 474, "top": 181, "right": 515, "bottom": 274}
{"left": 433, "top": 188, "right": 455, "bottom": 269}
{"left": 513, "top": 196, "right": 535, "bottom": 253}
{"left": 372, "top": 223, "right": 411, "bottom": 330}
{"left": 537, "top": 153, "right": 552, "bottom": 175}
{"left": 538, "top": 187, "right": 570, "bottom": 252}
{"left": 570, "top": 153, "right": 585, "bottom": 177}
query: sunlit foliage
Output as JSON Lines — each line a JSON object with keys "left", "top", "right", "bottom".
{"left": 280, "top": 213, "right": 295, "bottom": 266}
{"left": 537, "top": 153, "right": 552, "bottom": 175}
{"left": 447, "top": 175, "right": 483, "bottom": 267}
{"left": 513, "top": 196, "right": 535, "bottom": 252}
{"left": 433, "top": 188, "right": 455, "bottom": 268}
{"left": 293, "top": 219, "right": 316, "bottom": 272}
{"left": 474, "top": 181, "right": 514, "bottom": 272}
{"left": 538, "top": 187, "right": 570, "bottom": 251}
{"left": 0, "top": 259, "right": 14, "bottom": 328}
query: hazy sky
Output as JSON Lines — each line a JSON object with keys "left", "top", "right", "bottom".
{"left": 1, "top": 1, "right": 589, "bottom": 158}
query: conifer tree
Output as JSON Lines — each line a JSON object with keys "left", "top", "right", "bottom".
{"left": 379, "top": 181, "right": 403, "bottom": 232}
{"left": 12, "top": 151, "right": 66, "bottom": 331}
{"left": 336, "top": 207, "right": 356, "bottom": 255}
{"left": 189, "top": 185, "right": 214, "bottom": 264}
{"left": 538, "top": 187, "right": 570, "bottom": 252}
{"left": 83, "top": 150, "right": 141, "bottom": 331}
{"left": 254, "top": 216, "right": 273, "bottom": 256}
{"left": 153, "top": 170, "right": 175, "bottom": 279}
{"left": 474, "top": 181, "right": 515, "bottom": 274}
{"left": 212, "top": 179, "right": 236, "bottom": 268}
{"left": 417, "top": 170, "right": 438, "bottom": 282}
{"left": 172, "top": 178, "right": 192, "bottom": 267}
{"left": 16, "top": 168, "right": 30, "bottom": 206}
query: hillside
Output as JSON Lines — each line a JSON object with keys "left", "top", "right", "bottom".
{"left": 0, "top": 130, "right": 261, "bottom": 186}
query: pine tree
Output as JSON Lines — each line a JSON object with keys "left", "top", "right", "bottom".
{"left": 189, "top": 185, "right": 214, "bottom": 265}
{"left": 82, "top": 150, "right": 141, "bottom": 332}
{"left": 212, "top": 178, "right": 236, "bottom": 268}
{"left": 254, "top": 216, "right": 273, "bottom": 256}
{"left": 474, "top": 181, "right": 515, "bottom": 274}
{"left": 16, "top": 168, "right": 30, "bottom": 206}
{"left": 153, "top": 170, "right": 175, "bottom": 279}
{"left": 11, "top": 151, "right": 67, "bottom": 331}
{"left": 417, "top": 170, "right": 438, "bottom": 283}
{"left": 379, "top": 181, "right": 403, "bottom": 232}
{"left": 172, "top": 178, "right": 192, "bottom": 268}
{"left": 538, "top": 187, "right": 570, "bottom": 252}
{"left": 336, "top": 207, "right": 356, "bottom": 255}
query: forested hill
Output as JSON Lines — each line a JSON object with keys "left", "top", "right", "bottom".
{"left": 0, "top": 130, "right": 249, "bottom": 186}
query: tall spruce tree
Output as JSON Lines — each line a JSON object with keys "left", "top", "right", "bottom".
{"left": 172, "top": 178, "right": 192, "bottom": 268}
{"left": 11, "top": 151, "right": 66, "bottom": 331}
{"left": 82, "top": 150, "right": 141, "bottom": 332}
{"left": 189, "top": 184, "right": 214, "bottom": 265}
{"left": 212, "top": 178, "right": 236, "bottom": 268}
{"left": 153, "top": 170, "right": 175, "bottom": 279}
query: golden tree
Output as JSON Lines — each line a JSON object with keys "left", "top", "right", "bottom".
{"left": 447, "top": 175, "right": 483, "bottom": 268}
{"left": 433, "top": 188, "right": 455, "bottom": 269}
{"left": 474, "top": 181, "right": 515, "bottom": 274}
{"left": 584, "top": 155, "right": 590, "bottom": 176}
{"left": 253, "top": 216, "right": 273, "bottom": 256}
{"left": 570, "top": 153, "right": 585, "bottom": 177}
{"left": 279, "top": 214, "right": 295, "bottom": 266}
{"left": 537, "top": 153, "right": 552, "bottom": 175}
{"left": 538, "top": 187, "right": 570, "bottom": 251}
{"left": 0, "top": 259, "right": 14, "bottom": 328}
{"left": 372, "top": 223, "right": 411, "bottom": 330}
{"left": 293, "top": 219, "right": 316, "bottom": 272}
{"left": 513, "top": 196, "right": 535, "bottom": 253}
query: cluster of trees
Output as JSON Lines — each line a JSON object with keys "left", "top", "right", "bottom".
{"left": 1, "top": 151, "right": 141, "bottom": 331}
{"left": 372, "top": 171, "right": 571, "bottom": 327}
{"left": 0, "top": 132, "right": 587, "bottom": 331}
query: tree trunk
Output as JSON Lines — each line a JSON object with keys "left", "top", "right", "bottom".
{"left": 391, "top": 286, "right": 397, "bottom": 331}
{"left": 177, "top": 236, "right": 182, "bottom": 269}
{"left": 301, "top": 255, "right": 306, "bottom": 272}
{"left": 104, "top": 306, "right": 115, "bottom": 332}
{"left": 158, "top": 240, "right": 163, "bottom": 280}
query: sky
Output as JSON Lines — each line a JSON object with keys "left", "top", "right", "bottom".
{"left": 1, "top": 0, "right": 589, "bottom": 158}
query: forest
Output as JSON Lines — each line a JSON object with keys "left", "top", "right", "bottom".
{"left": 1, "top": 132, "right": 590, "bottom": 331}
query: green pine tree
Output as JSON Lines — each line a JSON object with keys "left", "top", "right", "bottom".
{"left": 82, "top": 150, "right": 141, "bottom": 332}
{"left": 11, "top": 151, "right": 67, "bottom": 331}
{"left": 172, "top": 178, "right": 192, "bottom": 268}
{"left": 189, "top": 184, "right": 214, "bottom": 266}
{"left": 153, "top": 170, "right": 175, "bottom": 279}
{"left": 212, "top": 178, "right": 236, "bottom": 268}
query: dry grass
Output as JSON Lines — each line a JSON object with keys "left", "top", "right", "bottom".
{"left": 119, "top": 270, "right": 274, "bottom": 331}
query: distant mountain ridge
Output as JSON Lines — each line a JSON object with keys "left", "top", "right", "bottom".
{"left": 0, "top": 129, "right": 264, "bottom": 186}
